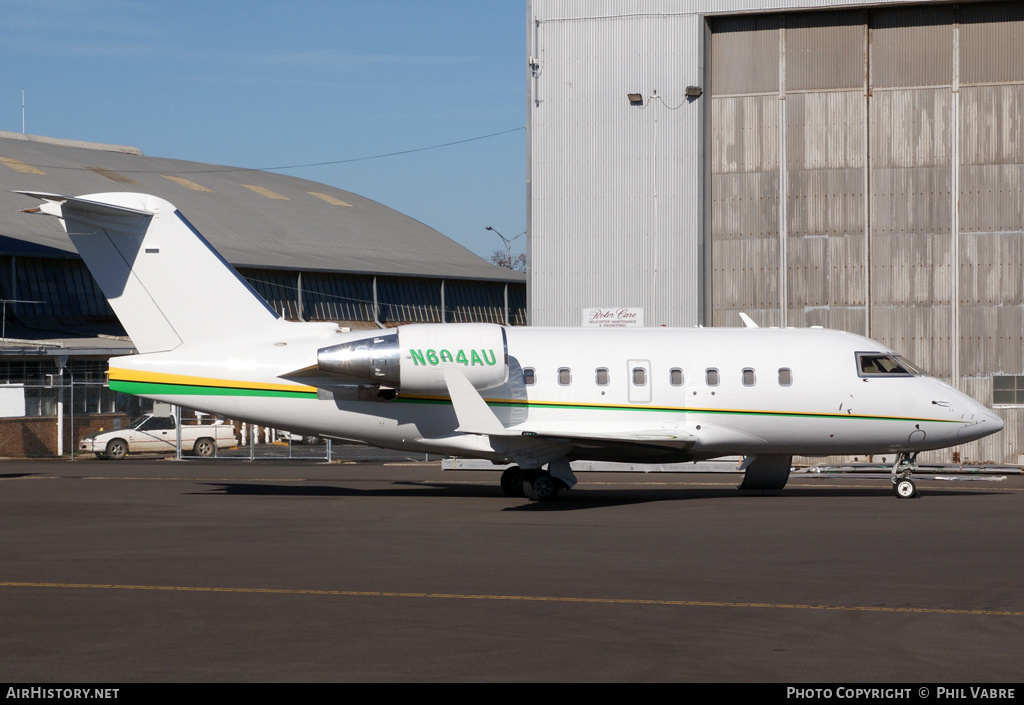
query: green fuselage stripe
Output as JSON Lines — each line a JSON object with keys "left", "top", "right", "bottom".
{"left": 393, "top": 396, "right": 956, "bottom": 425}
{"left": 110, "top": 380, "right": 317, "bottom": 399}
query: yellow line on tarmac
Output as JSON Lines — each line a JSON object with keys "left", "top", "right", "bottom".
{"left": 2, "top": 582, "right": 1021, "bottom": 617}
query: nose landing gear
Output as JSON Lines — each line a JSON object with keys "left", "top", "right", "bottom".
{"left": 892, "top": 452, "right": 920, "bottom": 499}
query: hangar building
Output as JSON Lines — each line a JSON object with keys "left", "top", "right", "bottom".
{"left": 527, "top": 0, "right": 1024, "bottom": 462}
{"left": 0, "top": 132, "right": 524, "bottom": 456}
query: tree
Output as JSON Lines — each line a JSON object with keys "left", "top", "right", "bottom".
{"left": 488, "top": 250, "right": 527, "bottom": 272}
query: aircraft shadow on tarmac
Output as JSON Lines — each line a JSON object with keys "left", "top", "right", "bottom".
{"left": 192, "top": 480, "right": 1002, "bottom": 510}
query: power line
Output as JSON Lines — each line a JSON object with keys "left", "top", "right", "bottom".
{"left": 257, "top": 126, "right": 524, "bottom": 172}
{"left": 21, "top": 126, "right": 525, "bottom": 176}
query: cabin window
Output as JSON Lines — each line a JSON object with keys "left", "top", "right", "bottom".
{"left": 778, "top": 368, "right": 793, "bottom": 386}
{"left": 993, "top": 375, "right": 1024, "bottom": 405}
{"left": 595, "top": 368, "right": 609, "bottom": 386}
{"left": 558, "top": 367, "right": 572, "bottom": 386}
{"left": 523, "top": 368, "right": 536, "bottom": 385}
{"left": 856, "top": 353, "right": 922, "bottom": 377}
{"left": 742, "top": 368, "right": 756, "bottom": 387}
{"left": 632, "top": 367, "right": 647, "bottom": 386}
{"left": 705, "top": 368, "right": 720, "bottom": 386}
{"left": 670, "top": 368, "right": 683, "bottom": 386}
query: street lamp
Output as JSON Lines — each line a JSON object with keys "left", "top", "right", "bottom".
{"left": 485, "top": 225, "right": 524, "bottom": 266}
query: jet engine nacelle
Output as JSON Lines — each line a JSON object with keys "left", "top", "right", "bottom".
{"left": 317, "top": 323, "right": 508, "bottom": 395}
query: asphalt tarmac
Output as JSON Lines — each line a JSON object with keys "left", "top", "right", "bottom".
{"left": 1, "top": 459, "right": 1021, "bottom": 682}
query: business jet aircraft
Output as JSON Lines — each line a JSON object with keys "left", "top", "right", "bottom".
{"left": 19, "top": 191, "right": 1003, "bottom": 501}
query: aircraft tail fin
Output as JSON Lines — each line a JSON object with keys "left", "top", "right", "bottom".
{"left": 19, "top": 192, "right": 280, "bottom": 353}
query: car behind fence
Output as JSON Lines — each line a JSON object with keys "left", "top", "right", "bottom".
{"left": 0, "top": 380, "right": 438, "bottom": 462}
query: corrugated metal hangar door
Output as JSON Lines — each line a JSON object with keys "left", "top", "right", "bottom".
{"left": 709, "top": 2, "right": 1024, "bottom": 462}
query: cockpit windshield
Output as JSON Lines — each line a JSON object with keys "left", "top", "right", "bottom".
{"left": 856, "top": 352, "right": 930, "bottom": 377}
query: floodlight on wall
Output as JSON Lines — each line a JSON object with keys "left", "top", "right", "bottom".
{"left": 627, "top": 93, "right": 643, "bottom": 106}
{"left": 685, "top": 85, "right": 703, "bottom": 97}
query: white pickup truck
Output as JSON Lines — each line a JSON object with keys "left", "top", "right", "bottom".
{"left": 80, "top": 414, "right": 237, "bottom": 459}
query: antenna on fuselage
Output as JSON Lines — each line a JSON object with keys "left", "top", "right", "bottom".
{"left": 738, "top": 312, "right": 759, "bottom": 328}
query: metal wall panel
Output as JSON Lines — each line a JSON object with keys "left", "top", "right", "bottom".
{"left": 869, "top": 233, "right": 952, "bottom": 306}
{"left": 827, "top": 235, "right": 866, "bottom": 306}
{"left": 713, "top": 237, "right": 780, "bottom": 309}
{"left": 376, "top": 277, "right": 442, "bottom": 324}
{"left": 529, "top": 3, "right": 704, "bottom": 326}
{"left": 870, "top": 89, "right": 953, "bottom": 169}
{"left": 958, "top": 231, "right": 1024, "bottom": 307}
{"left": 444, "top": 281, "right": 506, "bottom": 324}
{"left": 870, "top": 5, "right": 954, "bottom": 88}
{"left": 710, "top": 15, "right": 781, "bottom": 95}
{"left": 959, "top": 305, "right": 1024, "bottom": 377}
{"left": 300, "top": 273, "right": 374, "bottom": 323}
{"left": 786, "top": 168, "right": 865, "bottom": 236}
{"left": 785, "top": 92, "right": 865, "bottom": 172}
{"left": 786, "top": 11, "right": 864, "bottom": 91}
{"left": 959, "top": 164, "right": 1024, "bottom": 234}
{"left": 962, "top": 84, "right": 1024, "bottom": 165}
{"left": 712, "top": 171, "right": 780, "bottom": 239}
{"left": 711, "top": 95, "right": 780, "bottom": 174}
{"left": 960, "top": 1, "right": 1024, "bottom": 84}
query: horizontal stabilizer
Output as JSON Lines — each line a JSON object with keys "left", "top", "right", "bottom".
{"left": 16, "top": 191, "right": 153, "bottom": 218}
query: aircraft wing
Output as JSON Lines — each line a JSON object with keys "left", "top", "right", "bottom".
{"left": 513, "top": 427, "right": 696, "bottom": 447}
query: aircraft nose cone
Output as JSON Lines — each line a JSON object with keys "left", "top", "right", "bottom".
{"left": 958, "top": 405, "right": 1004, "bottom": 442}
{"left": 984, "top": 410, "right": 1005, "bottom": 434}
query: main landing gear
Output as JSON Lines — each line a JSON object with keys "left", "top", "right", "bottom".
{"left": 499, "top": 465, "right": 566, "bottom": 502}
{"left": 891, "top": 452, "right": 920, "bottom": 499}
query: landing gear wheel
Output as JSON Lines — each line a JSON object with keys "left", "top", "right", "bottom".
{"left": 193, "top": 437, "right": 216, "bottom": 458}
{"left": 891, "top": 452, "right": 920, "bottom": 499}
{"left": 894, "top": 478, "right": 917, "bottom": 499}
{"left": 522, "top": 471, "right": 561, "bottom": 502}
{"left": 105, "top": 438, "right": 128, "bottom": 461}
{"left": 500, "top": 466, "right": 525, "bottom": 497}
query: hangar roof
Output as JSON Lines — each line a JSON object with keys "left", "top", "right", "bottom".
{"left": 0, "top": 131, "right": 521, "bottom": 283}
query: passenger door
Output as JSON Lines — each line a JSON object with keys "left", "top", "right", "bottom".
{"left": 627, "top": 359, "right": 651, "bottom": 403}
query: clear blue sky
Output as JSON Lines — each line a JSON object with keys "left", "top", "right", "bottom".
{"left": 0, "top": 1, "right": 527, "bottom": 260}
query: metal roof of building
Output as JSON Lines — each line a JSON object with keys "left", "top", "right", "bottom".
{"left": 0, "top": 131, "right": 522, "bottom": 283}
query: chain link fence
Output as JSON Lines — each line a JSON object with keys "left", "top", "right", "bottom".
{"left": 0, "top": 380, "right": 439, "bottom": 463}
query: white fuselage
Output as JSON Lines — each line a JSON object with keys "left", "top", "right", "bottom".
{"left": 107, "top": 322, "right": 1001, "bottom": 464}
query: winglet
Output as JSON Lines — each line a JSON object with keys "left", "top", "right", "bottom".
{"left": 442, "top": 364, "right": 507, "bottom": 436}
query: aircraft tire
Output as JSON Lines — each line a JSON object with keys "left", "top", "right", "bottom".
{"left": 105, "top": 439, "right": 128, "bottom": 461}
{"left": 522, "top": 471, "right": 561, "bottom": 502}
{"left": 500, "top": 466, "right": 526, "bottom": 497}
{"left": 894, "top": 478, "right": 917, "bottom": 499}
{"left": 193, "top": 437, "right": 216, "bottom": 457}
